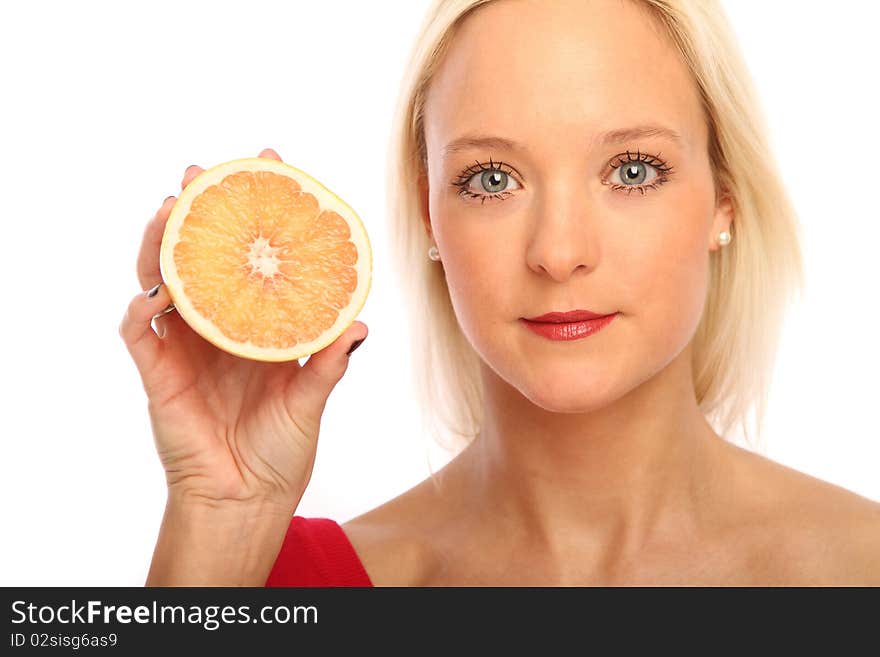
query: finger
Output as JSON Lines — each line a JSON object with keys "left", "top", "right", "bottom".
{"left": 137, "top": 195, "right": 177, "bottom": 290}
{"left": 119, "top": 283, "right": 174, "bottom": 382}
{"left": 258, "top": 148, "right": 283, "bottom": 161}
{"left": 137, "top": 159, "right": 206, "bottom": 290}
{"left": 181, "top": 164, "right": 204, "bottom": 191}
{"left": 291, "top": 322, "right": 368, "bottom": 417}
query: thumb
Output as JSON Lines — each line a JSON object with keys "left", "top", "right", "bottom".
{"left": 295, "top": 321, "right": 368, "bottom": 413}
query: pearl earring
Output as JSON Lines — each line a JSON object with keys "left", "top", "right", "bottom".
{"left": 717, "top": 230, "right": 732, "bottom": 247}
{"left": 428, "top": 245, "right": 441, "bottom": 261}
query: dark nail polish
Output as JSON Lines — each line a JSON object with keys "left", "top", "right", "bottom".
{"left": 147, "top": 283, "right": 162, "bottom": 298}
{"left": 346, "top": 338, "right": 365, "bottom": 356}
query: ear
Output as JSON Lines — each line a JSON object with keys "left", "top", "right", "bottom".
{"left": 709, "top": 190, "right": 735, "bottom": 252}
{"left": 418, "top": 170, "right": 433, "bottom": 241}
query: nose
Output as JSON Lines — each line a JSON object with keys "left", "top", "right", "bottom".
{"left": 525, "top": 179, "right": 599, "bottom": 282}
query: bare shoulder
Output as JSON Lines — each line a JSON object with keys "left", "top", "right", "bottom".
{"left": 724, "top": 442, "right": 880, "bottom": 585}
{"left": 340, "top": 473, "right": 450, "bottom": 586}
{"left": 339, "top": 441, "right": 880, "bottom": 586}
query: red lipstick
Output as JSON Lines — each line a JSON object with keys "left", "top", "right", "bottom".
{"left": 520, "top": 309, "right": 618, "bottom": 341}
{"left": 524, "top": 309, "right": 608, "bottom": 322}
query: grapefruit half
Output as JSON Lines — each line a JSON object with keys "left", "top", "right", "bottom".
{"left": 159, "top": 157, "right": 372, "bottom": 362}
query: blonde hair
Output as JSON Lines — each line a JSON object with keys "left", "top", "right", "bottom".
{"left": 385, "top": 0, "right": 805, "bottom": 461}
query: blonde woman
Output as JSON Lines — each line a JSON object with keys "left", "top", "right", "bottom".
{"left": 122, "top": 0, "right": 880, "bottom": 586}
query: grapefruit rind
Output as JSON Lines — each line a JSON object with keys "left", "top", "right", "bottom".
{"left": 159, "top": 157, "right": 372, "bottom": 362}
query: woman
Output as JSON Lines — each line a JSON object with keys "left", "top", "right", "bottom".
{"left": 121, "top": 0, "right": 880, "bottom": 586}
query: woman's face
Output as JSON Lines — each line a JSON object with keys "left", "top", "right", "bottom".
{"left": 420, "top": 0, "right": 733, "bottom": 412}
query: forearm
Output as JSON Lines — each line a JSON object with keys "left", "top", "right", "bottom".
{"left": 146, "top": 494, "right": 295, "bottom": 586}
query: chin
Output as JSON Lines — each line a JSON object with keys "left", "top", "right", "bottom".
{"left": 515, "top": 376, "right": 622, "bottom": 414}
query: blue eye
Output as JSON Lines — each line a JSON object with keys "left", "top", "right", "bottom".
{"left": 452, "top": 157, "right": 521, "bottom": 203}
{"left": 604, "top": 150, "right": 674, "bottom": 196}
{"left": 616, "top": 162, "right": 652, "bottom": 185}
{"left": 450, "top": 150, "right": 675, "bottom": 202}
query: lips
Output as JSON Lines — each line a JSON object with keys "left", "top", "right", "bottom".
{"left": 524, "top": 309, "right": 612, "bottom": 323}
{"left": 520, "top": 313, "right": 618, "bottom": 341}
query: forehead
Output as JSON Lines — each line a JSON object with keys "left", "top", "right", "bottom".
{"left": 424, "top": 0, "right": 706, "bottom": 159}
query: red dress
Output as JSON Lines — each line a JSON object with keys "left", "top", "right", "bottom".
{"left": 265, "top": 516, "right": 374, "bottom": 587}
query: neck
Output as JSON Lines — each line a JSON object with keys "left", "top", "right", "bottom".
{"left": 456, "top": 343, "right": 727, "bottom": 558}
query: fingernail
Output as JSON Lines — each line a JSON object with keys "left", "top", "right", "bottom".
{"left": 147, "top": 282, "right": 163, "bottom": 298}
{"left": 346, "top": 337, "right": 365, "bottom": 356}
{"left": 164, "top": 195, "right": 176, "bottom": 203}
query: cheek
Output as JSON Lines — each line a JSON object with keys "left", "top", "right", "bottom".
{"left": 441, "top": 228, "right": 511, "bottom": 326}
{"left": 431, "top": 203, "right": 520, "bottom": 353}
{"left": 432, "top": 190, "right": 502, "bottom": 288}
{"left": 616, "top": 196, "right": 711, "bottom": 354}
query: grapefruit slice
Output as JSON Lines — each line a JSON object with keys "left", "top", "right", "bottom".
{"left": 159, "top": 157, "right": 372, "bottom": 362}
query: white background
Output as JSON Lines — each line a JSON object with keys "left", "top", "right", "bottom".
{"left": 1, "top": 1, "right": 877, "bottom": 585}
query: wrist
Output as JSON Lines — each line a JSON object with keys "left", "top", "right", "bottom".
{"left": 146, "top": 492, "right": 297, "bottom": 587}
{"left": 166, "top": 487, "right": 300, "bottom": 518}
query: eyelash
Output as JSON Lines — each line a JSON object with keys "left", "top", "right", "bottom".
{"left": 604, "top": 149, "right": 675, "bottom": 196}
{"left": 450, "top": 150, "right": 675, "bottom": 202}
{"left": 451, "top": 156, "right": 518, "bottom": 204}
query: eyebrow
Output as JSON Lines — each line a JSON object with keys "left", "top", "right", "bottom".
{"left": 442, "top": 124, "right": 684, "bottom": 157}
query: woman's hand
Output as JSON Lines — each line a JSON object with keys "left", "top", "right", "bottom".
{"left": 119, "top": 148, "right": 368, "bottom": 512}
